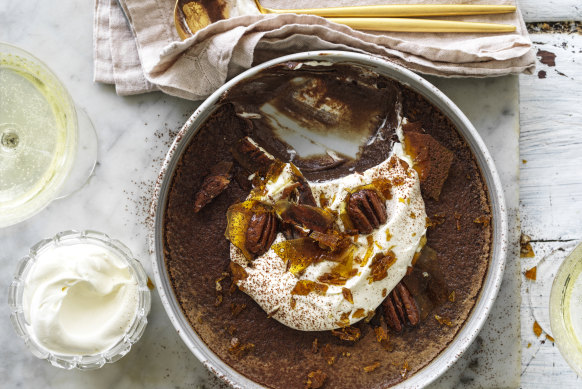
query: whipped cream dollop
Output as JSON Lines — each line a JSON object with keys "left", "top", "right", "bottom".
{"left": 22, "top": 244, "right": 139, "bottom": 355}
{"left": 230, "top": 143, "right": 427, "bottom": 331}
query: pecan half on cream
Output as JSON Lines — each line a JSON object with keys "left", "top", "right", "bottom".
{"left": 347, "top": 189, "right": 387, "bottom": 234}
{"left": 245, "top": 211, "right": 278, "bottom": 257}
{"left": 382, "top": 283, "right": 420, "bottom": 333}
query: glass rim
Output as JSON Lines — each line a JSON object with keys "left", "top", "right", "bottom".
{"left": 0, "top": 41, "right": 78, "bottom": 227}
{"left": 8, "top": 230, "right": 152, "bottom": 370}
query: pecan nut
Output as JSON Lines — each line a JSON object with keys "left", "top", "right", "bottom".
{"left": 382, "top": 283, "right": 420, "bottom": 333}
{"left": 245, "top": 211, "right": 278, "bottom": 257}
{"left": 193, "top": 161, "right": 233, "bottom": 213}
{"left": 231, "top": 136, "right": 275, "bottom": 176}
{"left": 347, "top": 189, "right": 387, "bottom": 234}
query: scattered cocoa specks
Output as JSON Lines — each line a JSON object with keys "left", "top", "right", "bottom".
{"left": 525, "top": 266, "right": 537, "bottom": 281}
{"left": 533, "top": 321, "right": 543, "bottom": 338}
{"left": 520, "top": 234, "right": 536, "bottom": 258}
{"left": 364, "top": 361, "right": 381, "bottom": 373}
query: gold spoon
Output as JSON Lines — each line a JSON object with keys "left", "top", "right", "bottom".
{"left": 174, "top": 0, "right": 516, "bottom": 39}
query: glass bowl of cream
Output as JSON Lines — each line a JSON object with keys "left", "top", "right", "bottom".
{"left": 8, "top": 230, "right": 151, "bottom": 370}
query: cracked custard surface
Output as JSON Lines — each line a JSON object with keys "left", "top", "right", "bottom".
{"left": 163, "top": 62, "right": 491, "bottom": 388}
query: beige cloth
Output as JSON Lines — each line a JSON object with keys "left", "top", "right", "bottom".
{"left": 94, "top": 0, "right": 535, "bottom": 100}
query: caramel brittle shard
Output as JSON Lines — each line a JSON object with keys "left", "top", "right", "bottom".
{"left": 291, "top": 280, "right": 328, "bottom": 296}
{"left": 374, "top": 326, "right": 388, "bottom": 343}
{"left": 533, "top": 321, "right": 543, "bottom": 337}
{"left": 403, "top": 125, "right": 454, "bottom": 201}
{"left": 305, "top": 370, "right": 327, "bottom": 389}
{"left": 341, "top": 287, "right": 354, "bottom": 304}
{"left": 520, "top": 233, "right": 535, "bottom": 258}
{"left": 434, "top": 314, "right": 453, "bottom": 327}
{"left": 311, "top": 338, "right": 319, "bottom": 354}
{"left": 321, "top": 344, "right": 336, "bottom": 365}
{"left": 368, "top": 251, "right": 397, "bottom": 283}
{"left": 331, "top": 326, "right": 361, "bottom": 342}
{"left": 364, "top": 361, "right": 381, "bottom": 373}
{"left": 193, "top": 161, "right": 233, "bottom": 212}
{"left": 231, "top": 136, "right": 274, "bottom": 175}
{"left": 525, "top": 266, "right": 537, "bottom": 281}
{"left": 228, "top": 337, "right": 255, "bottom": 358}
{"left": 310, "top": 230, "right": 348, "bottom": 251}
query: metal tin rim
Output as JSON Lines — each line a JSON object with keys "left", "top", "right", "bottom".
{"left": 152, "top": 50, "right": 508, "bottom": 389}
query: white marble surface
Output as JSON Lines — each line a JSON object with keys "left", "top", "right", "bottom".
{"left": 0, "top": 1, "right": 526, "bottom": 388}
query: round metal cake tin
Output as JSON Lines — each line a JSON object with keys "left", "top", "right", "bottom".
{"left": 152, "top": 51, "right": 508, "bottom": 388}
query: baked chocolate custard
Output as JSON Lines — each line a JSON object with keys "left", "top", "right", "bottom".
{"left": 163, "top": 61, "right": 491, "bottom": 388}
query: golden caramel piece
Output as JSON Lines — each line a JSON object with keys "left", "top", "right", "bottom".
{"left": 400, "top": 361, "right": 410, "bottom": 378}
{"left": 229, "top": 262, "right": 248, "bottom": 283}
{"left": 305, "top": 370, "right": 327, "bottom": 389}
{"left": 364, "top": 361, "right": 381, "bottom": 373}
{"left": 434, "top": 314, "right": 453, "bottom": 327}
{"left": 520, "top": 233, "right": 536, "bottom": 258}
{"left": 342, "top": 287, "right": 354, "bottom": 304}
{"left": 525, "top": 266, "right": 537, "bottom": 281}
{"left": 374, "top": 326, "right": 388, "bottom": 343}
{"left": 473, "top": 215, "right": 491, "bottom": 227}
{"left": 368, "top": 251, "right": 397, "bottom": 283}
{"left": 331, "top": 326, "right": 361, "bottom": 342}
{"left": 291, "top": 280, "right": 328, "bottom": 296}
{"left": 228, "top": 337, "right": 255, "bottom": 358}
{"left": 533, "top": 321, "right": 543, "bottom": 337}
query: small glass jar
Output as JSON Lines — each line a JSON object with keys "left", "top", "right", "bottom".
{"left": 550, "top": 242, "right": 582, "bottom": 377}
{"left": 8, "top": 230, "right": 151, "bottom": 370}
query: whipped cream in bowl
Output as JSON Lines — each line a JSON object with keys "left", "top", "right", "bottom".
{"left": 8, "top": 230, "right": 151, "bottom": 369}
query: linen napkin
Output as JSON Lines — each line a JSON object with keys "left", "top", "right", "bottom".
{"left": 93, "top": 0, "right": 535, "bottom": 100}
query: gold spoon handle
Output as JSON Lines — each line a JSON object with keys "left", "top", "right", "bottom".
{"left": 261, "top": 4, "right": 516, "bottom": 17}
{"left": 328, "top": 17, "right": 516, "bottom": 33}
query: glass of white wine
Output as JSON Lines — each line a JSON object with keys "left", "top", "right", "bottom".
{"left": 0, "top": 42, "right": 97, "bottom": 227}
{"left": 550, "top": 243, "right": 582, "bottom": 376}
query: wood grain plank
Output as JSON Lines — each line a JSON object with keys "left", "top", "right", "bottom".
{"left": 520, "top": 0, "right": 582, "bottom": 22}
{"left": 519, "top": 33, "right": 582, "bottom": 241}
